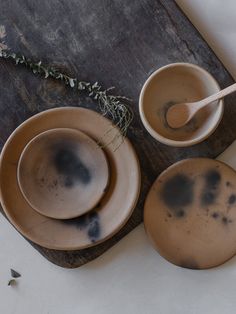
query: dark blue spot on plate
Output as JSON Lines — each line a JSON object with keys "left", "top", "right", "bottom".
{"left": 201, "top": 169, "right": 221, "bottom": 206}
{"left": 228, "top": 194, "right": 236, "bottom": 205}
{"left": 205, "top": 170, "right": 221, "bottom": 188}
{"left": 222, "top": 216, "right": 232, "bottom": 225}
{"left": 62, "top": 214, "right": 88, "bottom": 230}
{"left": 87, "top": 212, "right": 101, "bottom": 242}
{"left": 161, "top": 174, "right": 194, "bottom": 218}
{"left": 176, "top": 209, "right": 185, "bottom": 218}
{"left": 54, "top": 147, "right": 91, "bottom": 187}
{"left": 202, "top": 192, "right": 215, "bottom": 206}
{"left": 62, "top": 211, "right": 101, "bottom": 243}
{"left": 212, "top": 212, "right": 219, "bottom": 219}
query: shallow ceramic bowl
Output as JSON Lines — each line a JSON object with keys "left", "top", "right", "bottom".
{"left": 17, "top": 128, "right": 109, "bottom": 220}
{"left": 139, "top": 63, "right": 224, "bottom": 147}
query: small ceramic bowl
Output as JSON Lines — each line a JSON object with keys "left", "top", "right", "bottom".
{"left": 17, "top": 128, "right": 110, "bottom": 220}
{"left": 139, "top": 63, "right": 224, "bottom": 147}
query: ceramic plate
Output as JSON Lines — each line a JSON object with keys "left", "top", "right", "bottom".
{"left": 17, "top": 128, "right": 109, "bottom": 219}
{"left": 0, "top": 107, "right": 141, "bottom": 250}
{"left": 144, "top": 158, "right": 236, "bottom": 269}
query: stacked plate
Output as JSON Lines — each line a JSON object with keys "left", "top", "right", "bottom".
{"left": 0, "top": 107, "right": 141, "bottom": 250}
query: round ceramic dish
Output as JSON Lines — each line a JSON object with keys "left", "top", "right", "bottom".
{"left": 144, "top": 158, "right": 236, "bottom": 269}
{"left": 17, "top": 128, "right": 109, "bottom": 219}
{"left": 0, "top": 107, "right": 141, "bottom": 250}
{"left": 139, "top": 63, "right": 224, "bottom": 147}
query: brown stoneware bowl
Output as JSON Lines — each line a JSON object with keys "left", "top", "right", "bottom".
{"left": 139, "top": 63, "right": 224, "bottom": 147}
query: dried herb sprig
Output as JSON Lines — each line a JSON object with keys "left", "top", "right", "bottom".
{"left": 0, "top": 50, "right": 133, "bottom": 146}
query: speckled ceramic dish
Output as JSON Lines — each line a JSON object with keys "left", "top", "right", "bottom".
{"left": 144, "top": 158, "right": 236, "bottom": 269}
{"left": 0, "top": 107, "right": 140, "bottom": 250}
{"left": 139, "top": 63, "right": 224, "bottom": 147}
{"left": 17, "top": 128, "right": 109, "bottom": 220}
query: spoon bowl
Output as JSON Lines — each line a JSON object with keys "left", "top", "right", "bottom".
{"left": 166, "top": 102, "right": 194, "bottom": 128}
{"left": 167, "top": 82, "right": 236, "bottom": 129}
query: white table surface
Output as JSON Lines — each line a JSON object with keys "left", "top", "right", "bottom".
{"left": 2, "top": 2, "right": 236, "bottom": 313}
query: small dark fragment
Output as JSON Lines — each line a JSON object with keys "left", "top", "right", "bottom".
{"left": 11, "top": 269, "right": 21, "bottom": 278}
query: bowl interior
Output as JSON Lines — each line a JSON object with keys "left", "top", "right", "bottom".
{"left": 140, "top": 64, "right": 223, "bottom": 144}
{"left": 17, "top": 128, "right": 110, "bottom": 219}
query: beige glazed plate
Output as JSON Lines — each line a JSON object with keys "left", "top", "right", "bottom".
{"left": 17, "top": 128, "right": 109, "bottom": 219}
{"left": 144, "top": 158, "right": 236, "bottom": 269}
{"left": 0, "top": 107, "right": 141, "bottom": 250}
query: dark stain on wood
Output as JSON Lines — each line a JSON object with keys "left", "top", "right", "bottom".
{"left": 0, "top": 0, "right": 236, "bottom": 267}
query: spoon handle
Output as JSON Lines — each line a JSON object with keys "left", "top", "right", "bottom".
{"left": 197, "top": 82, "right": 236, "bottom": 109}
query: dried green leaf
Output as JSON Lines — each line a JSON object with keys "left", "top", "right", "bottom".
{"left": 8, "top": 279, "right": 17, "bottom": 286}
{"left": 11, "top": 269, "right": 21, "bottom": 278}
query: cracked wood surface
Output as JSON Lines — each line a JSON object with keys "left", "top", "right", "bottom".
{"left": 0, "top": 0, "right": 235, "bottom": 267}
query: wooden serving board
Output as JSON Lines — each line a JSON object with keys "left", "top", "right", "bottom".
{"left": 0, "top": 0, "right": 236, "bottom": 268}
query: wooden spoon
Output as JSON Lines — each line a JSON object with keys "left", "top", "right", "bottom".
{"left": 166, "top": 82, "right": 236, "bottom": 129}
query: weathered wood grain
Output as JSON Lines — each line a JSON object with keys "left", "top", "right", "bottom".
{"left": 0, "top": 0, "right": 235, "bottom": 267}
